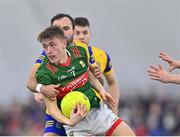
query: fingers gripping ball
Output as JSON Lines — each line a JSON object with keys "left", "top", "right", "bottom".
{"left": 61, "top": 91, "right": 90, "bottom": 118}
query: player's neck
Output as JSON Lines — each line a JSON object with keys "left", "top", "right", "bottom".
{"left": 59, "top": 51, "right": 69, "bottom": 64}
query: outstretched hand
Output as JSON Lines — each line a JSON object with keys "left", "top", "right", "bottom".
{"left": 147, "top": 64, "right": 171, "bottom": 83}
{"left": 159, "top": 51, "right": 176, "bottom": 72}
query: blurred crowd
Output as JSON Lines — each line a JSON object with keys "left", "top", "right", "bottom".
{"left": 0, "top": 97, "right": 45, "bottom": 136}
{"left": 119, "top": 93, "right": 180, "bottom": 136}
{"left": 0, "top": 92, "right": 179, "bottom": 136}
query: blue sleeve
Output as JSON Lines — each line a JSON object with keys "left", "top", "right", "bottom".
{"left": 104, "top": 52, "right": 112, "bottom": 73}
{"left": 88, "top": 46, "right": 95, "bottom": 64}
{"left": 35, "top": 50, "right": 46, "bottom": 64}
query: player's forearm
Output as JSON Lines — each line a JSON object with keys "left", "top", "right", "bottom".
{"left": 48, "top": 106, "right": 71, "bottom": 125}
{"left": 44, "top": 97, "right": 71, "bottom": 125}
{"left": 106, "top": 71, "right": 120, "bottom": 102}
{"left": 26, "top": 66, "right": 38, "bottom": 92}
{"left": 98, "top": 77, "right": 104, "bottom": 85}
{"left": 88, "top": 70, "right": 103, "bottom": 92}
{"left": 168, "top": 74, "right": 180, "bottom": 84}
{"left": 174, "top": 60, "right": 180, "bottom": 68}
{"left": 108, "top": 83, "right": 120, "bottom": 103}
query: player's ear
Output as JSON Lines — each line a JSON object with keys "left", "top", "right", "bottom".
{"left": 63, "top": 39, "right": 67, "bottom": 48}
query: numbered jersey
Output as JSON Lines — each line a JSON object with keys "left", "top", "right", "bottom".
{"left": 36, "top": 46, "right": 100, "bottom": 108}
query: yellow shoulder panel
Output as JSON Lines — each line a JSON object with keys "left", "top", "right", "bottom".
{"left": 73, "top": 40, "right": 90, "bottom": 59}
{"left": 91, "top": 46, "right": 108, "bottom": 73}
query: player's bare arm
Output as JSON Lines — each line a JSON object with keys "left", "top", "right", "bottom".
{"left": 148, "top": 64, "right": 180, "bottom": 84}
{"left": 105, "top": 70, "right": 120, "bottom": 115}
{"left": 26, "top": 66, "right": 38, "bottom": 92}
{"left": 44, "top": 96, "right": 86, "bottom": 126}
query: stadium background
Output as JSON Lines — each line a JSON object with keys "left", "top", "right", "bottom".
{"left": 0, "top": 0, "right": 180, "bottom": 135}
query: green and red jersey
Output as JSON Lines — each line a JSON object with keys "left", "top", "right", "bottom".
{"left": 36, "top": 46, "right": 100, "bottom": 108}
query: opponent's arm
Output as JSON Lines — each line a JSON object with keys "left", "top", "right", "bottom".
{"left": 26, "top": 51, "right": 60, "bottom": 100}
{"left": 104, "top": 70, "right": 120, "bottom": 115}
{"left": 26, "top": 51, "right": 45, "bottom": 92}
{"left": 26, "top": 65, "right": 59, "bottom": 100}
{"left": 26, "top": 66, "right": 38, "bottom": 92}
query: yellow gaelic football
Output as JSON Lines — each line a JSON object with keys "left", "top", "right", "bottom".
{"left": 61, "top": 91, "right": 90, "bottom": 118}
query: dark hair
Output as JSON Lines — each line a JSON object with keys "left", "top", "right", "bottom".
{"left": 37, "top": 26, "right": 65, "bottom": 43}
{"left": 51, "top": 13, "right": 75, "bottom": 29}
{"left": 74, "top": 17, "right": 90, "bottom": 27}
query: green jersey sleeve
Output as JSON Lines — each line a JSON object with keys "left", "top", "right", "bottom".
{"left": 36, "top": 69, "right": 52, "bottom": 85}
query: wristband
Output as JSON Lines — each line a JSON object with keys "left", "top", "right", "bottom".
{"left": 36, "top": 84, "right": 43, "bottom": 93}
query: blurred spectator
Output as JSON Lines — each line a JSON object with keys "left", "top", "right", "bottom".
{"left": 0, "top": 95, "right": 45, "bottom": 135}
{"left": 0, "top": 92, "right": 179, "bottom": 135}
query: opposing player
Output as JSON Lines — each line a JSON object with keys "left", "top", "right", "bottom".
{"left": 74, "top": 17, "right": 120, "bottom": 115}
{"left": 36, "top": 25, "right": 135, "bottom": 136}
{"left": 27, "top": 13, "right": 102, "bottom": 101}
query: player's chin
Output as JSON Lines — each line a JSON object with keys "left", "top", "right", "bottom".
{"left": 49, "top": 59, "right": 58, "bottom": 64}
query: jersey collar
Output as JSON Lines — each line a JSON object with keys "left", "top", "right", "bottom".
{"left": 58, "top": 49, "right": 71, "bottom": 67}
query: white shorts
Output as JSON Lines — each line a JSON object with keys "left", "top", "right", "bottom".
{"left": 63, "top": 103, "right": 119, "bottom": 136}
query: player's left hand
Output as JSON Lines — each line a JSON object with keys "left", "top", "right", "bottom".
{"left": 99, "top": 88, "right": 115, "bottom": 110}
{"left": 69, "top": 102, "right": 87, "bottom": 126}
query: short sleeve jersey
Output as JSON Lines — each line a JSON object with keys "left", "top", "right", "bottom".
{"left": 36, "top": 46, "right": 100, "bottom": 109}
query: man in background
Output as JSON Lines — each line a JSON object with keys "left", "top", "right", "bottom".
{"left": 74, "top": 17, "right": 120, "bottom": 115}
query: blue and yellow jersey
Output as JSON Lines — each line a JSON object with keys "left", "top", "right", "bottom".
{"left": 73, "top": 41, "right": 113, "bottom": 75}
{"left": 90, "top": 46, "right": 112, "bottom": 75}
{"left": 34, "top": 40, "right": 113, "bottom": 75}
{"left": 34, "top": 50, "right": 46, "bottom": 68}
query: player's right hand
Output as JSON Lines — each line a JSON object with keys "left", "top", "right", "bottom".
{"left": 69, "top": 102, "right": 87, "bottom": 126}
{"left": 40, "top": 84, "right": 60, "bottom": 101}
